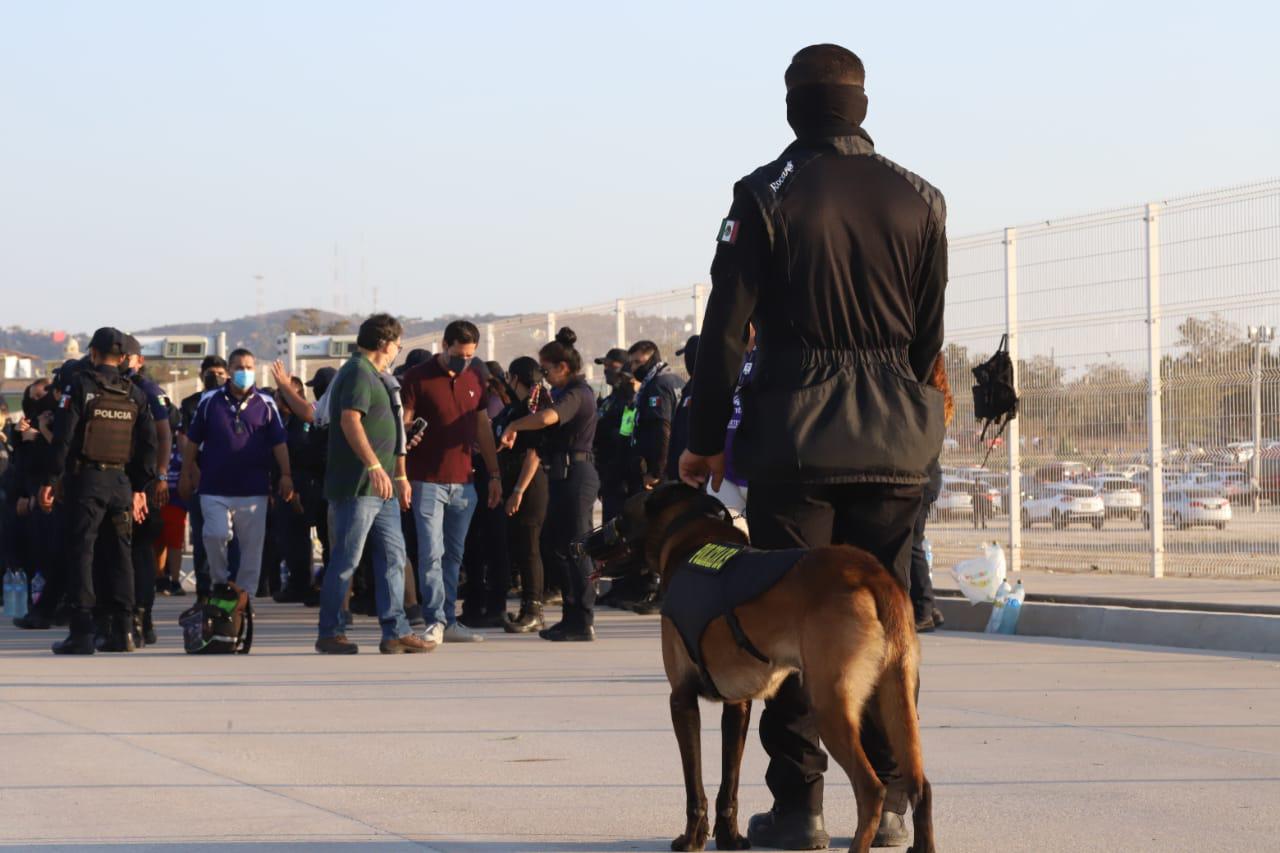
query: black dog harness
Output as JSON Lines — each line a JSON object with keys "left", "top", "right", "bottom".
{"left": 661, "top": 542, "right": 805, "bottom": 699}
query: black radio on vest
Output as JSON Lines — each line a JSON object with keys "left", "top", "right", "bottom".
{"left": 80, "top": 373, "right": 141, "bottom": 465}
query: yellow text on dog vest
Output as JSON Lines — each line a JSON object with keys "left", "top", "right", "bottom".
{"left": 688, "top": 543, "right": 744, "bottom": 572}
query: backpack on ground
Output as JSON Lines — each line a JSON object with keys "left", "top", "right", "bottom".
{"left": 179, "top": 582, "right": 253, "bottom": 654}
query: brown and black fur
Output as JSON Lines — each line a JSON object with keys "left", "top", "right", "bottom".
{"left": 641, "top": 485, "right": 935, "bottom": 853}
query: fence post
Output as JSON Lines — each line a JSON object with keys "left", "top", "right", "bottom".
{"left": 216, "top": 331, "right": 227, "bottom": 360}
{"left": 287, "top": 332, "right": 298, "bottom": 377}
{"left": 1146, "top": 202, "right": 1165, "bottom": 579}
{"left": 485, "top": 322, "right": 496, "bottom": 362}
{"left": 616, "top": 299, "right": 626, "bottom": 348}
{"left": 1004, "top": 228, "right": 1022, "bottom": 573}
{"left": 693, "top": 284, "right": 707, "bottom": 335}
{"left": 547, "top": 313, "right": 556, "bottom": 344}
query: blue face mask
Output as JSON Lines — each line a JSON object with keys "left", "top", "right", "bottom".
{"left": 232, "top": 369, "right": 255, "bottom": 390}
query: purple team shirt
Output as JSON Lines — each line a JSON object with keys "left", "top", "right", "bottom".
{"left": 186, "top": 385, "right": 287, "bottom": 497}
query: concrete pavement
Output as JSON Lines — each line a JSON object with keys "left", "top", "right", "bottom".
{"left": 2, "top": 598, "right": 1278, "bottom": 852}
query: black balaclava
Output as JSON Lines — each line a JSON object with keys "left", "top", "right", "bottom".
{"left": 786, "top": 83, "right": 868, "bottom": 139}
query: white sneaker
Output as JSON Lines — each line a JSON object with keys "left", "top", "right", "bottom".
{"left": 444, "top": 622, "right": 484, "bottom": 643}
{"left": 419, "top": 622, "right": 445, "bottom": 646}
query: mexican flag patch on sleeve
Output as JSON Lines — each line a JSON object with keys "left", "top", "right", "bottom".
{"left": 717, "top": 218, "right": 739, "bottom": 245}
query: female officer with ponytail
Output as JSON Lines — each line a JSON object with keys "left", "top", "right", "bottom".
{"left": 498, "top": 328, "right": 598, "bottom": 641}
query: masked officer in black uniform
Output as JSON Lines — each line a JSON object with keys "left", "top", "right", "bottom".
{"left": 44, "top": 328, "right": 158, "bottom": 654}
{"left": 625, "top": 340, "right": 683, "bottom": 614}
{"left": 122, "top": 335, "right": 172, "bottom": 645}
{"left": 592, "top": 347, "right": 633, "bottom": 524}
{"left": 667, "top": 335, "right": 699, "bottom": 479}
{"left": 680, "top": 44, "right": 947, "bottom": 849}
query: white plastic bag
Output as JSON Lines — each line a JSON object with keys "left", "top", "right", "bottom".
{"left": 951, "top": 542, "right": 1008, "bottom": 604}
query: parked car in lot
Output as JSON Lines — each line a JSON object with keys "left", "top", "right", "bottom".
{"left": 931, "top": 479, "right": 974, "bottom": 520}
{"left": 1022, "top": 482, "right": 1106, "bottom": 530}
{"left": 1181, "top": 470, "right": 1254, "bottom": 505}
{"left": 1143, "top": 488, "right": 1232, "bottom": 530}
{"left": 1033, "top": 461, "right": 1091, "bottom": 483}
{"left": 1085, "top": 476, "right": 1143, "bottom": 520}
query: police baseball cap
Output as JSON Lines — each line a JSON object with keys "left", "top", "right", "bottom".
{"left": 122, "top": 335, "right": 143, "bottom": 357}
{"left": 88, "top": 327, "right": 126, "bottom": 357}
{"left": 594, "top": 347, "right": 628, "bottom": 366}
{"left": 306, "top": 366, "right": 338, "bottom": 388}
{"left": 675, "top": 335, "right": 699, "bottom": 358}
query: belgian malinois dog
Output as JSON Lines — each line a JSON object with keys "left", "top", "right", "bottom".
{"left": 579, "top": 484, "right": 934, "bottom": 853}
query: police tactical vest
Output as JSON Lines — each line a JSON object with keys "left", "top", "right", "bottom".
{"left": 81, "top": 373, "right": 140, "bottom": 465}
{"left": 662, "top": 542, "right": 804, "bottom": 699}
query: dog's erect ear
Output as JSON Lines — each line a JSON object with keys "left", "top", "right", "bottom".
{"left": 644, "top": 481, "right": 702, "bottom": 519}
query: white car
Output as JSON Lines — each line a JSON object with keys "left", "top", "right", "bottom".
{"left": 1085, "top": 476, "right": 1143, "bottom": 520}
{"left": 1022, "top": 483, "right": 1106, "bottom": 530}
{"left": 1144, "top": 489, "right": 1232, "bottom": 530}
{"left": 931, "top": 480, "right": 974, "bottom": 520}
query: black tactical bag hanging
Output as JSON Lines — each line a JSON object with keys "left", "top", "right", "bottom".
{"left": 972, "top": 334, "right": 1019, "bottom": 466}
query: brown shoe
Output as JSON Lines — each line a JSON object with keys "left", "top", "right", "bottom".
{"left": 315, "top": 635, "right": 359, "bottom": 654}
{"left": 379, "top": 633, "right": 437, "bottom": 654}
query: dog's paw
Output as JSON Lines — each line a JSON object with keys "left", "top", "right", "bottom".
{"left": 906, "top": 843, "right": 934, "bottom": 853}
{"left": 672, "top": 822, "right": 710, "bottom": 852}
{"left": 714, "top": 830, "right": 750, "bottom": 850}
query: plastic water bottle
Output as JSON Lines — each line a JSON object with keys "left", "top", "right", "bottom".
{"left": 999, "top": 580, "right": 1025, "bottom": 635}
{"left": 30, "top": 572, "right": 45, "bottom": 607}
{"left": 13, "top": 572, "right": 28, "bottom": 619}
{"left": 922, "top": 536, "right": 934, "bottom": 582}
{"left": 3, "top": 570, "right": 15, "bottom": 617}
{"left": 985, "top": 579, "right": 1011, "bottom": 633}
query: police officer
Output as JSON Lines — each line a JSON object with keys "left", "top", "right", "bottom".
{"left": 625, "top": 340, "right": 683, "bottom": 614}
{"left": 44, "top": 328, "right": 158, "bottom": 654}
{"left": 680, "top": 45, "right": 947, "bottom": 849}
{"left": 122, "top": 335, "right": 172, "bottom": 645}
{"left": 592, "top": 347, "right": 633, "bottom": 524}
{"left": 667, "top": 335, "right": 699, "bottom": 479}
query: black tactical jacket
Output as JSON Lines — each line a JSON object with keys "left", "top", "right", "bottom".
{"left": 689, "top": 128, "right": 947, "bottom": 484}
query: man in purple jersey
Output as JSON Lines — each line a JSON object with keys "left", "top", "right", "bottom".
{"left": 180, "top": 348, "right": 293, "bottom": 599}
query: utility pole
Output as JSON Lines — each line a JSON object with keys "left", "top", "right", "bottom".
{"left": 1249, "top": 325, "right": 1274, "bottom": 513}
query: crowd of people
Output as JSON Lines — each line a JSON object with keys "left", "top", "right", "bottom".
{"left": 0, "top": 312, "right": 769, "bottom": 655}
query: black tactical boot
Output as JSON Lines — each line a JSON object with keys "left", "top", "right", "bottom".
{"left": 746, "top": 809, "right": 830, "bottom": 850}
{"left": 99, "top": 613, "right": 137, "bottom": 653}
{"left": 52, "top": 631, "right": 96, "bottom": 655}
{"left": 142, "top": 608, "right": 157, "bottom": 646}
{"left": 504, "top": 602, "right": 545, "bottom": 634}
{"left": 131, "top": 610, "right": 147, "bottom": 649}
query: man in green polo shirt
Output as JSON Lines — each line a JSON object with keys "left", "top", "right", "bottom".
{"left": 315, "top": 313, "right": 433, "bottom": 654}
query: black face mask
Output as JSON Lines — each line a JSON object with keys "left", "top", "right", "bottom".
{"left": 448, "top": 355, "right": 471, "bottom": 375}
{"left": 786, "top": 83, "right": 868, "bottom": 140}
{"left": 604, "top": 367, "right": 620, "bottom": 387}
{"left": 632, "top": 360, "right": 653, "bottom": 382}
{"left": 203, "top": 372, "right": 223, "bottom": 391}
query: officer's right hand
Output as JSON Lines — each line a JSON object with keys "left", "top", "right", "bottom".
{"left": 679, "top": 450, "right": 725, "bottom": 492}
{"left": 37, "top": 485, "right": 55, "bottom": 513}
{"left": 369, "top": 466, "right": 393, "bottom": 500}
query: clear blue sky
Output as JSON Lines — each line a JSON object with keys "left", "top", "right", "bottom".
{"left": 3, "top": 0, "right": 1277, "bottom": 332}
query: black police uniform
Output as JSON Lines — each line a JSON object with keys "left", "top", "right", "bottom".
{"left": 48, "top": 341, "right": 157, "bottom": 652}
{"left": 128, "top": 367, "right": 171, "bottom": 640}
{"left": 593, "top": 383, "right": 634, "bottom": 523}
{"left": 629, "top": 361, "right": 682, "bottom": 491}
{"left": 542, "top": 376, "right": 599, "bottom": 636}
{"left": 688, "top": 87, "right": 947, "bottom": 821}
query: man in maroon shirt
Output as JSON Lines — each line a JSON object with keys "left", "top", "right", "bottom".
{"left": 400, "top": 321, "right": 503, "bottom": 644}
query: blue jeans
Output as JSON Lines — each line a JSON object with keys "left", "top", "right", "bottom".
{"left": 318, "top": 496, "right": 411, "bottom": 641}
{"left": 411, "top": 481, "right": 477, "bottom": 627}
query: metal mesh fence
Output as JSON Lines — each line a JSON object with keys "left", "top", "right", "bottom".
{"left": 400, "top": 179, "right": 1280, "bottom": 578}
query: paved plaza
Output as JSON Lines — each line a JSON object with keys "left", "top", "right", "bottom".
{"left": 2, "top": 598, "right": 1277, "bottom": 852}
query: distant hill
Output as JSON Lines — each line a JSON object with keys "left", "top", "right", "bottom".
{"left": 135, "top": 308, "right": 512, "bottom": 359}
{"left": 3, "top": 308, "right": 511, "bottom": 366}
